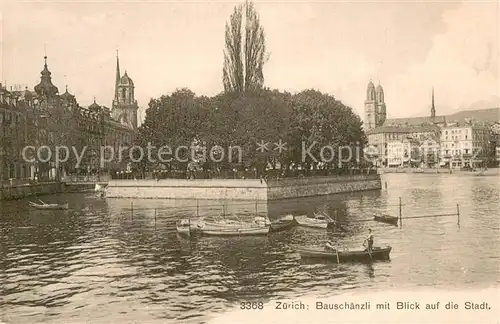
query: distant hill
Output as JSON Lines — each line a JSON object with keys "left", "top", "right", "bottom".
{"left": 446, "top": 107, "right": 500, "bottom": 123}
{"left": 384, "top": 107, "right": 500, "bottom": 127}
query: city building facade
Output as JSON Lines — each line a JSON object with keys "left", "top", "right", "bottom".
{"left": 439, "top": 122, "right": 492, "bottom": 168}
{"left": 0, "top": 54, "right": 137, "bottom": 185}
{"left": 365, "top": 81, "right": 499, "bottom": 168}
{"left": 366, "top": 125, "right": 439, "bottom": 166}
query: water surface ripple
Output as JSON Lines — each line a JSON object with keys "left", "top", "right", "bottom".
{"left": 0, "top": 174, "right": 499, "bottom": 323}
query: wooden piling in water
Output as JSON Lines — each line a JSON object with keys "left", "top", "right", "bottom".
{"left": 131, "top": 201, "right": 133, "bottom": 220}
{"left": 196, "top": 200, "right": 199, "bottom": 217}
{"left": 457, "top": 204, "right": 460, "bottom": 226}
{"left": 154, "top": 208, "right": 157, "bottom": 228}
{"left": 399, "top": 197, "right": 402, "bottom": 228}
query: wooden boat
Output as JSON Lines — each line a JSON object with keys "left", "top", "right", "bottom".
{"left": 294, "top": 214, "right": 330, "bottom": 229}
{"left": 202, "top": 216, "right": 269, "bottom": 228}
{"left": 269, "top": 214, "right": 295, "bottom": 232}
{"left": 176, "top": 219, "right": 192, "bottom": 236}
{"left": 197, "top": 224, "right": 270, "bottom": 236}
{"left": 374, "top": 215, "right": 398, "bottom": 226}
{"left": 29, "top": 201, "right": 69, "bottom": 210}
{"left": 297, "top": 246, "right": 392, "bottom": 263}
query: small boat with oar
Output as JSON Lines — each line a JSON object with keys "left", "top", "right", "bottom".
{"left": 269, "top": 214, "right": 295, "bottom": 232}
{"left": 373, "top": 214, "right": 398, "bottom": 226}
{"left": 296, "top": 245, "right": 392, "bottom": 263}
{"left": 294, "top": 212, "right": 337, "bottom": 229}
{"left": 29, "top": 199, "right": 69, "bottom": 210}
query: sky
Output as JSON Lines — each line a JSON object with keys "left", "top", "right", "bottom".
{"left": 1, "top": 0, "right": 498, "bottom": 125}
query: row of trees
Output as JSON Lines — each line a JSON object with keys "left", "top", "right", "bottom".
{"left": 132, "top": 88, "right": 368, "bottom": 178}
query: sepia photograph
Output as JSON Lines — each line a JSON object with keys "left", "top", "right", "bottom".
{"left": 0, "top": 0, "right": 499, "bottom": 323}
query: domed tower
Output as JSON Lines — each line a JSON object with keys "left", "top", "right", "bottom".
{"left": 88, "top": 98, "right": 101, "bottom": 113}
{"left": 375, "top": 83, "right": 387, "bottom": 126}
{"left": 112, "top": 52, "right": 138, "bottom": 129}
{"left": 364, "top": 80, "right": 376, "bottom": 131}
{"left": 61, "top": 85, "right": 77, "bottom": 106}
{"left": 34, "top": 56, "right": 59, "bottom": 98}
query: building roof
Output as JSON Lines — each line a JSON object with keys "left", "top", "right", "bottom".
{"left": 34, "top": 56, "right": 59, "bottom": 97}
{"left": 383, "top": 108, "right": 500, "bottom": 128}
{"left": 88, "top": 99, "right": 101, "bottom": 112}
{"left": 384, "top": 115, "right": 446, "bottom": 127}
{"left": 61, "top": 87, "right": 76, "bottom": 102}
{"left": 366, "top": 124, "right": 439, "bottom": 135}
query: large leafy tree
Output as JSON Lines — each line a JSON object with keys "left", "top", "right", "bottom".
{"left": 135, "top": 89, "right": 212, "bottom": 174}
{"left": 287, "top": 90, "right": 367, "bottom": 173}
{"left": 223, "top": 0, "right": 268, "bottom": 93}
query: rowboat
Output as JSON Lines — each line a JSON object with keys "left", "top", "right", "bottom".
{"left": 269, "top": 214, "right": 295, "bottom": 232}
{"left": 29, "top": 201, "right": 69, "bottom": 210}
{"left": 176, "top": 219, "right": 193, "bottom": 236}
{"left": 197, "top": 223, "right": 270, "bottom": 236}
{"left": 294, "top": 214, "right": 331, "bottom": 229}
{"left": 297, "top": 246, "right": 392, "bottom": 263}
{"left": 374, "top": 215, "right": 398, "bottom": 226}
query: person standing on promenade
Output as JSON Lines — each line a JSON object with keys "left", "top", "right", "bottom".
{"left": 364, "top": 229, "right": 374, "bottom": 252}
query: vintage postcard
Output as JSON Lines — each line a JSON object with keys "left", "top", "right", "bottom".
{"left": 0, "top": 0, "right": 498, "bottom": 323}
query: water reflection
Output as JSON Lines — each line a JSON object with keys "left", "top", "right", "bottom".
{"left": 0, "top": 174, "right": 499, "bottom": 323}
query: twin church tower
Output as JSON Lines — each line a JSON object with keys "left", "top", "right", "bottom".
{"left": 364, "top": 80, "right": 387, "bottom": 131}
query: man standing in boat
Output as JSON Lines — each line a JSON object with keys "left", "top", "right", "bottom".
{"left": 364, "top": 229, "right": 374, "bottom": 252}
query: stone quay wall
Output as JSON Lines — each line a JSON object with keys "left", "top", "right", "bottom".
{"left": 0, "top": 182, "right": 97, "bottom": 200}
{"left": 0, "top": 182, "right": 64, "bottom": 200}
{"left": 105, "top": 179, "right": 268, "bottom": 200}
{"left": 105, "top": 175, "right": 381, "bottom": 201}
{"left": 267, "top": 174, "right": 381, "bottom": 200}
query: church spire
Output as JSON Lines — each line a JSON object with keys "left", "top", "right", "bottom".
{"left": 115, "top": 50, "right": 120, "bottom": 101}
{"left": 431, "top": 87, "right": 436, "bottom": 118}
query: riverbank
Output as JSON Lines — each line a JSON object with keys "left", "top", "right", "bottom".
{"left": 378, "top": 167, "right": 500, "bottom": 176}
{"left": 105, "top": 174, "right": 381, "bottom": 200}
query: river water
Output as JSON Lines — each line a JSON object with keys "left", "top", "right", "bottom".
{"left": 1, "top": 174, "right": 499, "bottom": 323}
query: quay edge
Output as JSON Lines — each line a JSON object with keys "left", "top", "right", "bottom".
{"left": 0, "top": 182, "right": 101, "bottom": 201}
{"left": 105, "top": 174, "right": 382, "bottom": 200}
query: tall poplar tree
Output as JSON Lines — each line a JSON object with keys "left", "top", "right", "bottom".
{"left": 222, "top": 0, "right": 268, "bottom": 93}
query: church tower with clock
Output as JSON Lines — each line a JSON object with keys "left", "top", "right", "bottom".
{"left": 111, "top": 52, "right": 138, "bottom": 129}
